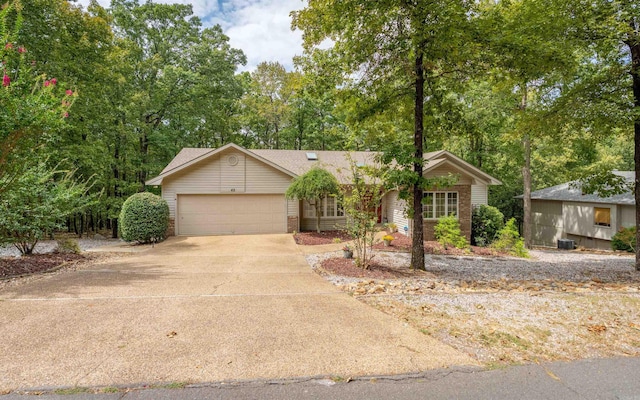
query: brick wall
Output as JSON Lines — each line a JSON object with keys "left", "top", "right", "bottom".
{"left": 287, "top": 216, "right": 299, "bottom": 233}
{"left": 166, "top": 219, "right": 175, "bottom": 237}
{"left": 422, "top": 185, "right": 471, "bottom": 241}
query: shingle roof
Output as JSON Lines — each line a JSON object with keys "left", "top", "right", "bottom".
{"left": 161, "top": 148, "right": 212, "bottom": 174}
{"left": 148, "top": 143, "right": 500, "bottom": 186}
{"left": 526, "top": 171, "right": 635, "bottom": 205}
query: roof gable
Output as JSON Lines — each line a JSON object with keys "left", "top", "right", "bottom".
{"left": 423, "top": 151, "right": 501, "bottom": 185}
{"left": 146, "top": 143, "right": 296, "bottom": 185}
{"left": 146, "top": 143, "right": 501, "bottom": 187}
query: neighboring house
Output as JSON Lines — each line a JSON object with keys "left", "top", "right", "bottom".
{"left": 146, "top": 142, "right": 501, "bottom": 239}
{"left": 527, "top": 171, "right": 636, "bottom": 250}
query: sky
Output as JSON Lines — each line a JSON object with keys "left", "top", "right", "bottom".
{"left": 78, "top": 0, "right": 306, "bottom": 72}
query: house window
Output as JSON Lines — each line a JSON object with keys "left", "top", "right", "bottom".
{"left": 594, "top": 207, "right": 611, "bottom": 227}
{"left": 304, "top": 196, "right": 344, "bottom": 218}
{"left": 423, "top": 192, "right": 458, "bottom": 219}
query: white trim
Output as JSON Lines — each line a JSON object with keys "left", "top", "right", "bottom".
{"left": 146, "top": 143, "right": 298, "bottom": 186}
{"left": 423, "top": 191, "right": 459, "bottom": 220}
{"left": 424, "top": 151, "right": 502, "bottom": 185}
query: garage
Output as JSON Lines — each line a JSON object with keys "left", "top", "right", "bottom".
{"left": 177, "top": 194, "right": 287, "bottom": 235}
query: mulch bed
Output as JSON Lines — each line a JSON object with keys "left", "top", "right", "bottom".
{"left": 0, "top": 253, "right": 85, "bottom": 279}
{"left": 319, "top": 232, "right": 512, "bottom": 279}
{"left": 320, "top": 257, "right": 432, "bottom": 279}
{"left": 294, "top": 230, "right": 354, "bottom": 245}
{"left": 372, "top": 232, "right": 506, "bottom": 256}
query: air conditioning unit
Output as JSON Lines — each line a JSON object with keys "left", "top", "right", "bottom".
{"left": 557, "top": 239, "right": 575, "bottom": 250}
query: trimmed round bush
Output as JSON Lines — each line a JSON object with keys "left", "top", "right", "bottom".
{"left": 472, "top": 204, "right": 505, "bottom": 246}
{"left": 119, "top": 192, "right": 169, "bottom": 243}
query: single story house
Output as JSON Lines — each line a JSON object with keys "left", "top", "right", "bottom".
{"left": 527, "top": 171, "right": 636, "bottom": 249}
{"left": 146, "top": 143, "right": 501, "bottom": 239}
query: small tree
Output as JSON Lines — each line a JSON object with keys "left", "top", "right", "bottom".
{"left": 119, "top": 192, "right": 169, "bottom": 243}
{"left": 1, "top": 6, "right": 75, "bottom": 192}
{"left": 434, "top": 215, "right": 469, "bottom": 250}
{"left": 340, "top": 159, "right": 386, "bottom": 269}
{"left": 0, "top": 163, "right": 91, "bottom": 255}
{"left": 491, "top": 218, "right": 528, "bottom": 258}
{"left": 472, "top": 205, "right": 505, "bottom": 246}
{"left": 285, "top": 167, "right": 340, "bottom": 233}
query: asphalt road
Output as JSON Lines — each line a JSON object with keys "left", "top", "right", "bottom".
{"left": 2, "top": 357, "right": 639, "bottom": 399}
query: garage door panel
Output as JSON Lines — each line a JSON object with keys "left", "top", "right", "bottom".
{"left": 177, "top": 194, "right": 286, "bottom": 235}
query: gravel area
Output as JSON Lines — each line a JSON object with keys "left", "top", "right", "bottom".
{"left": 304, "top": 247, "right": 640, "bottom": 365}
{"left": 0, "top": 238, "right": 121, "bottom": 257}
{"left": 306, "top": 249, "right": 638, "bottom": 289}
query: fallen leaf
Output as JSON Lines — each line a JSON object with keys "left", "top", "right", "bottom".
{"left": 587, "top": 324, "right": 607, "bottom": 334}
{"left": 544, "top": 369, "right": 560, "bottom": 381}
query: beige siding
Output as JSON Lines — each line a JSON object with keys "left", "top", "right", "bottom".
{"left": 566, "top": 234, "right": 613, "bottom": 250}
{"left": 220, "top": 152, "right": 246, "bottom": 193}
{"left": 287, "top": 198, "right": 298, "bottom": 217}
{"left": 162, "top": 154, "right": 222, "bottom": 218}
{"left": 161, "top": 150, "right": 293, "bottom": 219}
{"left": 471, "top": 184, "right": 488, "bottom": 206}
{"left": 387, "top": 191, "right": 410, "bottom": 236}
{"left": 245, "top": 156, "right": 293, "bottom": 193}
{"left": 424, "top": 164, "right": 472, "bottom": 185}
{"left": 531, "top": 200, "right": 564, "bottom": 247}
{"left": 563, "top": 202, "right": 617, "bottom": 241}
{"left": 620, "top": 205, "right": 636, "bottom": 228}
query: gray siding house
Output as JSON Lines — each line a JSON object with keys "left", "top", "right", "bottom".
{"left": 146, "top": 143, "right": 501, "bottom": 239}
{"left": 528, "top": 171, "right": 636, "bottom": 249}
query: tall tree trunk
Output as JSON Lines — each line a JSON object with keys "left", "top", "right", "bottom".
{"left": 315, "top": 199, "right": 322, "bottom": 233}
{"left": 521, "top": 85, "right": 532, "bottom": 249}
{"left": 138, "top": 130, "right": 149, "bottom": 189}
{"left": 629, "top": 39, "right": 640, "bottom": 270}
{"left": 411, "top": 50, "right": 426, "bottom": 271}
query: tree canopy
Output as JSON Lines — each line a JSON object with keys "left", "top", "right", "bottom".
{"left": 1, "top": 0, "right": 638, "bottom": 268}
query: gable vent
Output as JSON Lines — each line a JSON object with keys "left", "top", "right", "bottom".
{"left": 306, "top": 152, "right": 318, "bottom": 161}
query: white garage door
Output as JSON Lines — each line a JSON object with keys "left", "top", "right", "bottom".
{"left": 177, "top": 194, "right": 286, "bottom": 235}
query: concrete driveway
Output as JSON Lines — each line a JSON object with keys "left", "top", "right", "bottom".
{"left": 0, "top": 235, "right": 475, "bottom": 391}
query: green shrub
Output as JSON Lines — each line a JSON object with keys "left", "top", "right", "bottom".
{"left": 55, "top": 238, "right": 81, "bottom": 254}
{"left": 491, "top": 218, "right": 528, "bottom": 257}
{"left": 472, "top": 205, "right": 505, "bottom": 247}
{"left": 611, "top": 226, "right": 636, "bottom": 252}
{"left": 119, "top": 192, "right": 169, "bottom": 243}
{"left": 434, "top": 215, "right": 468, "bottom": 249}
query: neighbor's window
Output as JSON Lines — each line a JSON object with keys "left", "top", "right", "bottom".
{"left": 304, "top": 196, "right": 344, "bottom": 218}
{"left": 423, "top": 192, "right": 458, "bottom": 219}
{"left": 594, "top": 207, "right": 611, "bottom": 227}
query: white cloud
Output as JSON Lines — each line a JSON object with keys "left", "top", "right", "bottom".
{"left": 76, "top": 0, "right": 305, "bottom": 72}
{"left": 224, "top": 0, "right": 304, "bottom": 72}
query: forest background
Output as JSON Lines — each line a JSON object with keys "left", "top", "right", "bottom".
{"left": 0, "top": 0, "right": 636, "bottom": 251}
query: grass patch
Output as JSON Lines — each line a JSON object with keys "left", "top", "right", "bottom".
{"left": 485, "top": 361, "right": 510, "bottom": 370}
{"left": 161, "top": 381, "right": 189, "bottom": 389}
{"left": 479, "top": 330, "right": 531, "bottom": 351}
{"left": 524, "top": 326, "right": 552, "bottom": 342}
{"left": 53, "top": 387, "right": 91, "bottom": 395}
{"left": 100, "top": 387, "right": 120, "bottom": 393}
